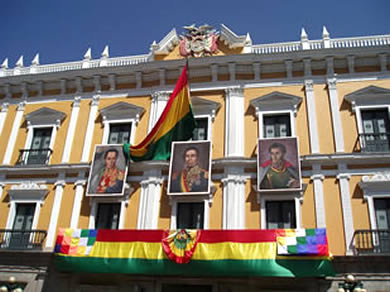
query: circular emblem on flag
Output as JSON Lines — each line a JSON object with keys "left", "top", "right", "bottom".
{"left": 162, "top": 229, "right": 201, "bottom": 264}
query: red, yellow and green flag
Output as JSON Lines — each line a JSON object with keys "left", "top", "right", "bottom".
{"left": 54, "top": 228, "right": 334, "bottom": 277}
{"left": 123, "top": 64, "right": 196, "bottom": 161}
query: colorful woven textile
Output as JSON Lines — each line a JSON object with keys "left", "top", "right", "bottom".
{"left": 55, "top": 228, "right": 97, "bottom": 256}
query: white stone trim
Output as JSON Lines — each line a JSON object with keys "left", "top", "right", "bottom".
{"left": 224, "top": 87, "right": 244, "bottom": 157}
{"left": 81, "top": 95, "right": 100, "bottom": 162}
{"left": 137, "top": 174, "right": 163, "bottom": 229}
{"left": 337, "top": 172, "right": 354, "bottom": 254}
{"left": 311, "top": 171, "right": 326, "bottom": 228}
{"left": 61, "top": 97, "right": 81, "bottom": 163}
{"left": 102, "top": 118, "right": 137, "bottom": 145}
{"left": 259, "top": 193, "right": 302, "bottom": 229}
{"left": 70, "top": 179, "right": 86, "bottom": 228}
{"left": 221, "top": 170, "right": 247, "bottom": 229}
{"left": 0, "top": 102, "right": 9, "bottom": 138}
{"left": 148, "top": 91, "right": 170, "bottom": 132}
{"left": 304, "top": 80, "right": 320, "bottom": 153}
{"left": 327, "top": 78, "right": 345, "bottom": 152}
{"left": 45, "top": 179, "right": 65, "bottom": 248}
{"left": 3, "top": 102, "right": 25, "bottom": 165}
{"left": 5, "top": 182, "right": 48, "bottom": 230}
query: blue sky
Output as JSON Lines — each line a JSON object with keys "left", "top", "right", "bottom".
{"left": 1, "top": 0, "right": 389, "bottom": 67}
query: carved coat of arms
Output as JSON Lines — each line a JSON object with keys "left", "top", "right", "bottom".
{"left": 179, "top": 24, "right": 218, "bottom": 58}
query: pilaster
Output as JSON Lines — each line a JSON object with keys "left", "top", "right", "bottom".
{"left": 148, "top": 91, "right": 169, "bottom": 132}
{"left": 211, "top": 64, "right": 218, "bottom": 82}
{"left": 326, "top": 56, "right": 334, "bottom": 76}
{"left": 108, "top": 74, "right": 116, "bottom": 91}
{"left": 379, "top": 53, "right": 388, "bottom": 72}
{"left": 137, "top": 174, "right": 163, "bottom": 229}
{"left": 253, "top": 62, "right": 261, "bottom": 80}
{"left": 347, "top": 55, "right": 355, "bottom": 73}
{"left": 62, "top": 97, "right": 81, "bottom": 163}
{"left": 327, "top": 78, "right": 345, "bottom": 152}
{"left": 304, "top": 80, "right": 320, "bottom": 153}
{"left": 46, "top": 179, "right": 66, "bottom": 248}
{"left": 159, "top": 68, "right": 166, "bottom": 86}
{"left": 311, "top": 166, "right": 326, "bottom": 228}
{"left": 224, "top": 87, "right": 245, "bottom": 157}
{"left": 70, "top": 178, "right": 86, "bottom": 228}
{"left": 221, "top": 167, "right": 246, "bottom": 229}
{"left": 285, "top": 60, "right": 293, "bottom": 78}
{"left": 228, "top": 62, "right": 236, "bottom": 81}
{"left": 337, "top": 171, "right": 354, "bottom": 254}
{"left": 303, "top": 58, "right": 311, "bottom": 77}
{"left": 81, "top": 95, "right": 100, "bottom": 162}
{"left": 0, "top": 102, "right": 9, "bottom": 139}
{"left": 3, "top": 102, "right": 25, "bottom": 165}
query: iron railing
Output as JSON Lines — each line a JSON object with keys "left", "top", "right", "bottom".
{"left": 0, "top": 229, "right": 47, "bottom": 250}
{"left": 16, "top": 148, "right": 53, "bottom": 165}
{"left": 352, "top": 229, "right": 390, "bottom": 255}
{"left": 358, "top": 133, "right": 390, "bottom": 152}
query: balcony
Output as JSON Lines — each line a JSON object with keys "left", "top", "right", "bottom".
{"left": 16, "top": 148, "right": 53, "bottom": 165}
{"left": 355, "top": 133, "right": 390, "bottom": 152}
{"left": 352, "top": 229, "right": 390, "bottom": 255}
{"left": 0, "top": 230, "right": 47, "bottom": 250}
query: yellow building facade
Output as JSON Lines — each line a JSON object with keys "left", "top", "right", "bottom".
{"left": 0, "top": 25, "right": 389, "bottom": 291}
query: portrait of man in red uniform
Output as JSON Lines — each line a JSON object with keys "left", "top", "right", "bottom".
{"left": 87, "top": 145, "right": 127, "bottom": 196}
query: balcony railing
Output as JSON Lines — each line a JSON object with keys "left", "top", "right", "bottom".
{"left": 16, "top": 148, "right": 53, "bottom": 165}
{"left": 352, "top": 229, "right": 390, "bottom": 255}
{"left": 357, "top": 133, "right": 390, "bottom": 152}
{"left": 0, "top": 230, "right": 47, "bottom": 250}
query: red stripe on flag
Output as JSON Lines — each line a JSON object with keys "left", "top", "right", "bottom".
{"left": 96, "top": 230, "right": 277, "bottom": 243}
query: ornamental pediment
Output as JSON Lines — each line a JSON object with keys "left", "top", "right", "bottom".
{"left": 100, "top": 101, "right": 144, "bottom": 122}
{"left": 250, "top": 91, "right": 302, "bottom": 112}
{"left": 345, "top": 85, "right": 390, "bottom": 108}
{"left": 25, "top": 107, "right": 66, "bottom": 126}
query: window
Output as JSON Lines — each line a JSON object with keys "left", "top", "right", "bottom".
{"left": 21, "top": 107, "right": 65, "bottom": 165}
{"left": 360, "top": 109, "right": 390, "bottom": 152}
{"left": 266, "top": 201, "right": 296, "bottom": 229}
{"left": 374, "top": 198, "right": 390, "bottom": 229}
{"left": 108, "top": 123, "right": 131, "bottom": 144}
{"left": 177, "top": 202, "right": 204, "bottom": 229}
{"left": 263, "top": 114, "right": 291, "bottom": 138}
{"left": 192, "top": 117, "right": 208, "bottom": 141}
{"left": 25, "top": 127, "right": 52, "bottom": 164}
{"left": 95, "top": 203, "right": 120, "bottom": 229}
{"left": 100, "top": 102, "right": 144, "bottom": 145}
{"left": 250, "top": 91, "right": 302, "bottom": 138}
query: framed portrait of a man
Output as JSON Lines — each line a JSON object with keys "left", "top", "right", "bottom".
{"left": 168, "top": 141, "right": 211, "bottom": 195}
{"left": 86, "top": 144, "right": 128, "bottom": 196}
{"left": 257, "top": 137, "right": 302, "bottom": 192}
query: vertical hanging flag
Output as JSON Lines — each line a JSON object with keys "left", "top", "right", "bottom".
{"left": 123, "top": 64, "right": 196, "bottom": 161}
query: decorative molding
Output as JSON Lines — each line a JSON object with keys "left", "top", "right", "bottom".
{"left": 250, "top": 91, "right": 302, "bottom": 114}
{"left": 344, "top": 85, "right": 390, "bottom": 111}
{"left": 100, "top": 101, "right": 144, "bottom": 124}
{"left": 191, "top": 96, "right": 221, "bottom": 121}
{"left": 220, "top": 24, "right": 252, "bottom": 49}
{"left": 25, "top": 107, "right": 66, "bottom": 127}
{"left": 151, "top": 28, "right": 179, "bottom": 55}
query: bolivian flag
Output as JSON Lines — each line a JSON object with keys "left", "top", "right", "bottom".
{"left": 123, "top": 64, "right": 196, "bottom": 161}
{"left": 54, "top": 228, "right": 334, "bottom": 277}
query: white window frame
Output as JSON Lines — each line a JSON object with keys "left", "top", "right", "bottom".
{"left": 102, "top": 118, "right": 136, "bottom": 145}
{"left": 345, "top": 85, "right": 390, "bottom": 150}
{"left": 259, "top": 193, "right": 302, "bottom": 230}
{"left": 88, "top": 185, "right": 133, "bottom": 230}
{"left": 169, "top": 195, "right": 213, "bottom": 230}
{"left": 24, "top": 107, "right": 66, "bottom": 164}
{"left": 100, "top": 102, "right": 144, "bottom": 145}
{"left": 5, "top": 182, "right": 48, "bottom": 230}
{"left": 191, "top": 96, "right": 221, "bottom": 142}
{"left": 250, "top": 91, "right": 302, "bottom": 139}
{"left": 359, "top": 172, "right": 390, "bottom": 231}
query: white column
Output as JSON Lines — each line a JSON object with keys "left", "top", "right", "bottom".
{"left": 0, "top": 102, "right": 9, "bottom": 138}
{"left": 3, "top": 102, "right": 25, "bottom": 165}
{"left": 304, "top": 80, "right": 320, "bottom": 154}
{"left": 327, "top": 78, "right": 345, "bottom": 153}
{"left": 46, "top": 179, "right": 65, "bottom": 248}
{"left": 311, "top": 166, "right": 326, "bottom": 228}
{"left": 148, "top": 91, "right": 169, "bottom": 132}
{"left": 70, "top": 179, "right": 86, "bottom": 228}
{"left": 222, "top": 169, "right": 246, "bottom": 229}
{"left": 81, "top": 95, "right": 100, "bottom": 162}
{"left": 225, "top": 87, "right": 245, "bottom": 157}
{"left": 137, "top": 172, "right": 163, "bottom": 229}
{"left": 337, "top": 173, "right": 354, "bottom": 254}
{"left": 62, "top": 97, "right": 81, "bottom": 163}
